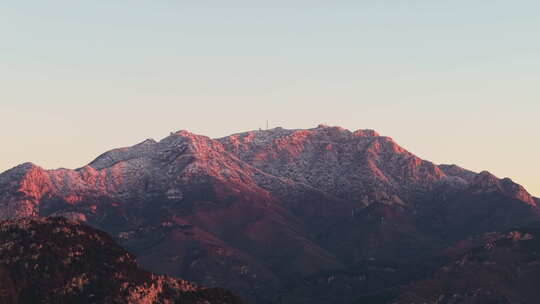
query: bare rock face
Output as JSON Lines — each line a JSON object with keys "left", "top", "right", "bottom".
{"left": 0, "top": 125, "right": 538, "bottom": 304}
{"left": 0, "top": 217, "right": 244, "bottom": 304}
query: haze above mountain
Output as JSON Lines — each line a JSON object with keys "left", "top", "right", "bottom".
{"left": 1, "top": 125, "right": 539, "bottom": 303}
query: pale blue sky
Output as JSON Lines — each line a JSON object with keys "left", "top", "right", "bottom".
{"left": 1, "top": 1, "right": 539, "bottom": 195}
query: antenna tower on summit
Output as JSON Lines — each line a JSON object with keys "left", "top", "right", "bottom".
{"left": 266, "top": 120, "right": 269, "bottom": 130}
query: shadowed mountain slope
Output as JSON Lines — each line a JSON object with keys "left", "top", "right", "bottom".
{"left": 392, "top": 222, "right": 540, "bottom": 304}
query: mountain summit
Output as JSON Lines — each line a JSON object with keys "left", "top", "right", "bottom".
{"left": 0, "top": 125, "right": 538, "bottom": 303}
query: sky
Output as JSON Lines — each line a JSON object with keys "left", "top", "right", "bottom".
{"left": 0, "top": 1, "right": 538, "bottom": 196}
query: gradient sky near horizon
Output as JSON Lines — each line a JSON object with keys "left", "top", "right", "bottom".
{"left": 1, "top": 1, "right": 538, "bottom": 195}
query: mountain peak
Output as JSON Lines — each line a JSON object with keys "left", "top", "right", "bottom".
{"left": 470, "top": 171, "right": 536, "bottom": 206}
{"left": 4, "top": 162, "right": 41, "bottom": 175}
{"left": 0, "top": 126, "right": 539, "bottom": 303}
{"left": 170, "top": 129, "right": 199, "bottom": 138}
{"left": 139, "top": 138, "right": 157, "bottom": 145}
{"left": 473, "top": 170, "right": 501, "bottom": 187}
{"left": 0, "top": 162, "right": 48, "bottom": 188}
{"left": 310, "top": 124, "right": 381, "bottom": 139}
{"left": 352, "top": 129, "right": 380, "bottom": 137}
{"left": 311, "top": 124, "right": 380, "bottom": 137}
{"left": 313, "top": 124, "right": 346, "bottom": 131}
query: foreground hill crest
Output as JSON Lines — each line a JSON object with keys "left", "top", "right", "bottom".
{"left": 0, "top": 217, "right": 244, "bottom": 304}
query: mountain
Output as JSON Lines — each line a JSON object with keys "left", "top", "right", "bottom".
{"left": 0, "top": 217, "right": 244, "bottom": 304}
{"left": 0, "top": 125, "right": 538, "bottom": 303}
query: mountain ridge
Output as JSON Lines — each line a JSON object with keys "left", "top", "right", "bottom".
{"left": 0, "top": 125, "right": 538, "bottom": 303}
